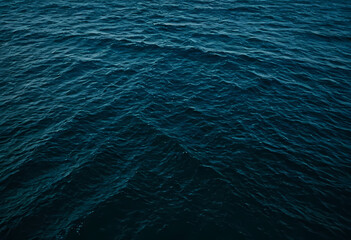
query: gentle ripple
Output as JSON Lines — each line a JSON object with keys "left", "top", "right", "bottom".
{"left": 1, "top": 0, "right": 351, "bottom": 239}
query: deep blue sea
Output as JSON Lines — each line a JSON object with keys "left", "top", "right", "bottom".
{"left": 1, "top": 0, "right": 351, "bottom": 239}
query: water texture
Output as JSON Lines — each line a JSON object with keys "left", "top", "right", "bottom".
{"left": 1, "top": 0, "right": 351, "bottom": 239}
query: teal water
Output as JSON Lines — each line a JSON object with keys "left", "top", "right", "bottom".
{"left": 1, "top": 0, "right": 351, "bottom": 239}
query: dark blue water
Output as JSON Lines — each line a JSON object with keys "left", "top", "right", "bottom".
{"left": 1, "top": 0, "right": 351, "bottom": 239}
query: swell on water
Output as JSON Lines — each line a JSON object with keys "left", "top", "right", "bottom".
{"left": 1, "top": 0, "right": 351, "bottom": 239}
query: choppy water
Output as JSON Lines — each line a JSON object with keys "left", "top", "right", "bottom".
{"left": 1, "top": 0, "right": 351, "bottom": 239}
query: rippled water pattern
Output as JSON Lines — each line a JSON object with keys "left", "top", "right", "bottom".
{"left": 1, "top": 0, "right": 351, "bottom": 239}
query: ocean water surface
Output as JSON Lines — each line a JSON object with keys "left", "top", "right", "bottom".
{"left": 1, "top": 0, "right": 351, "bottom": 239}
